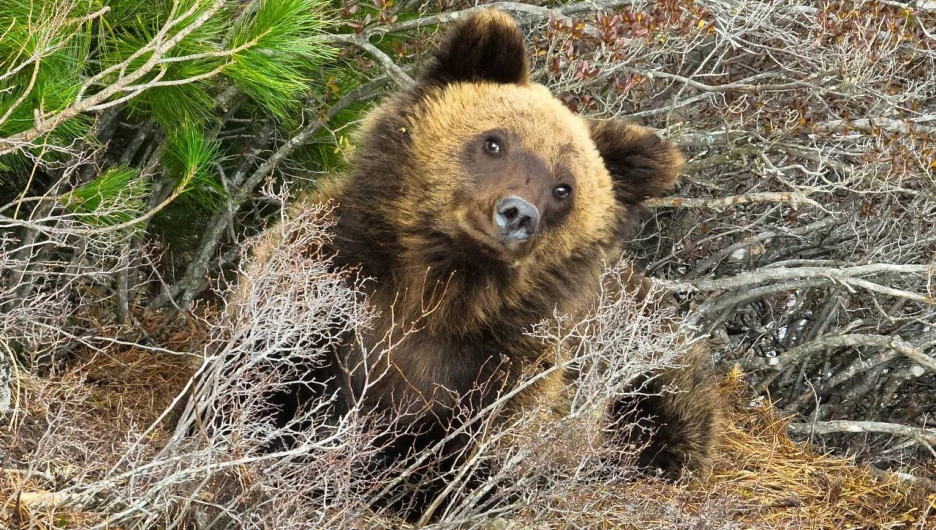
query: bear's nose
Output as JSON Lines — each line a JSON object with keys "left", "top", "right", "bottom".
{"left": 494, "top": 196, "right": 539, "bottom": 241}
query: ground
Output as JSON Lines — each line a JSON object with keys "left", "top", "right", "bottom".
{"left": 2, "top": 319, "right": 933, "bottom": 529}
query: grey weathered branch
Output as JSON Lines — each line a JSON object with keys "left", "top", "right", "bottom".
{"left": 659, "top": 263, "right": 933, "bottom": 298}
{"left": 684, "top": 218, "right": 838, "bottom": 280}
{"left": 814, "top": 118, "right": 936, "bottom": 138}
{"left": 749, "top": 333, "right": 936, "bottom": 373}
{"left": 316, "top": 34, "right": 414, "bottom": 88}
{"left": 645, "top": 191, "right": 819, "bottom": 211}
{"left": 788, "top": 420, "right": 936, "bottom": 446}
{"left": 362, "top": 0, "right": 636, "bottom": 36}
{"left": 786, "top": 333, "right": 936, "bottom": 412}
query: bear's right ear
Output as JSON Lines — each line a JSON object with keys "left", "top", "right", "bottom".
{"left": 421, "top": 10, "right": 529, "bottom": 86}
{"left": 588, "top": 120, "right": 684, "bottom": 205}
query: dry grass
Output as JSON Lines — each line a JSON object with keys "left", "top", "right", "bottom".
{"left": 470, "top": 367, "right": 936, "bottom": 530}
{"left": 679, "top": 367, "right": 934, "bottom": 530}
{"left": 3, "top": 350, "right": 933, "bottom": 529}
{"left": 0, "top": 312, "right": 201, "bottom": 529}
{"left": 1, "top": 355, "right": 189, "bottom": 529}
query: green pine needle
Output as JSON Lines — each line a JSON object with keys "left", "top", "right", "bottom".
{"left": 226, "top": 0, "right": 336, "bottom": 120}
{"left": 61, "top": 166, "right": 149, "bottom": 228}
{"left": 167, "top": 128, "right": 226, "bottom": 209}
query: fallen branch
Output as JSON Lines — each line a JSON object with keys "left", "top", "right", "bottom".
{"left": 787, "top": 334, "right": 936, "bottom": 412}
{"left": 684, "top": 217, "right": 839, "bottom": 280}
{"left": 362, "top": 0, "right": 636, "bottom": 36}
{"left": 621, "top": 67, "right": 831, "bottom": 95}
{"left": 788, "top": 420, "right": 936, "bottom": 446}
{"left": 659, "top": 263, "right": 933, "bottom": 298}
{"left": 645, "top": 191, "right": 819, "bottom": 210}
{"left": 814, "top": 118, "right": 936, "bottom": 138}
{"left": 750, "top": 333, "right": 936, "bottom": 373}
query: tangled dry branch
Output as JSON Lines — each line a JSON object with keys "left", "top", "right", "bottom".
{"left": 2, "top": 0, "right": 936, "bottom": 527}
{"left": 518, "top": 0, "right": 936, "bottom": 468}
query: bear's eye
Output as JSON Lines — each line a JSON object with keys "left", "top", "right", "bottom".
{"left": 484, "top": 138, "right": 502, "bottom": 155}
{"left": 553, "top": 184, "right": 572, "bottom": 200}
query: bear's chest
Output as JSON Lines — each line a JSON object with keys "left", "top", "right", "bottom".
{"left": 340, "top": 320, "right": 559, "bottom": 422}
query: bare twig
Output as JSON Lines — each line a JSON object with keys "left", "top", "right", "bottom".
{"left": 316, "top": 34, "right": 414, "bottom": 88}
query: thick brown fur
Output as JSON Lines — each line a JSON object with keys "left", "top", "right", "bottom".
{"left": 254, "top": 9, "right": 721, "bottom": 517}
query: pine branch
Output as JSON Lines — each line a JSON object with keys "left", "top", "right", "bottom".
{"left": 149, "top": 78, "right": 388, "bottom": 310}
{"left": 0, "top": 0, "right": 235, "bottom": 156}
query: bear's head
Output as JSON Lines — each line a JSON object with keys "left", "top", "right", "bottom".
{"left": 331, "top": 10, "right": 684, "bottom": 330}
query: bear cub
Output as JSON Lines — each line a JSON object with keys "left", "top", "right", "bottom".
{"left": 251, "top": 8, "right": 722, "bottom": 518}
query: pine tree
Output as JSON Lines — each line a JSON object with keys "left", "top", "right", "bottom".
{"left": 0, "top": 0, "right": 358, "bottom": 367}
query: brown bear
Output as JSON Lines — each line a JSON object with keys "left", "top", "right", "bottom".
{"left": 250, "top": 8, "right": 721, "bottom": 518}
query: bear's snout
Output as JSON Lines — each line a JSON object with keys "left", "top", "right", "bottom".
{"left": 494, "top": 195, "right": 539, "bottom": 241}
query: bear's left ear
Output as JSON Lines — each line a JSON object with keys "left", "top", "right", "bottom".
{"left": 589, "top": 120, "right": 684, "bottom": 204}
{"left": 421, "top": 10, "right": 529, "bottom": 86}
